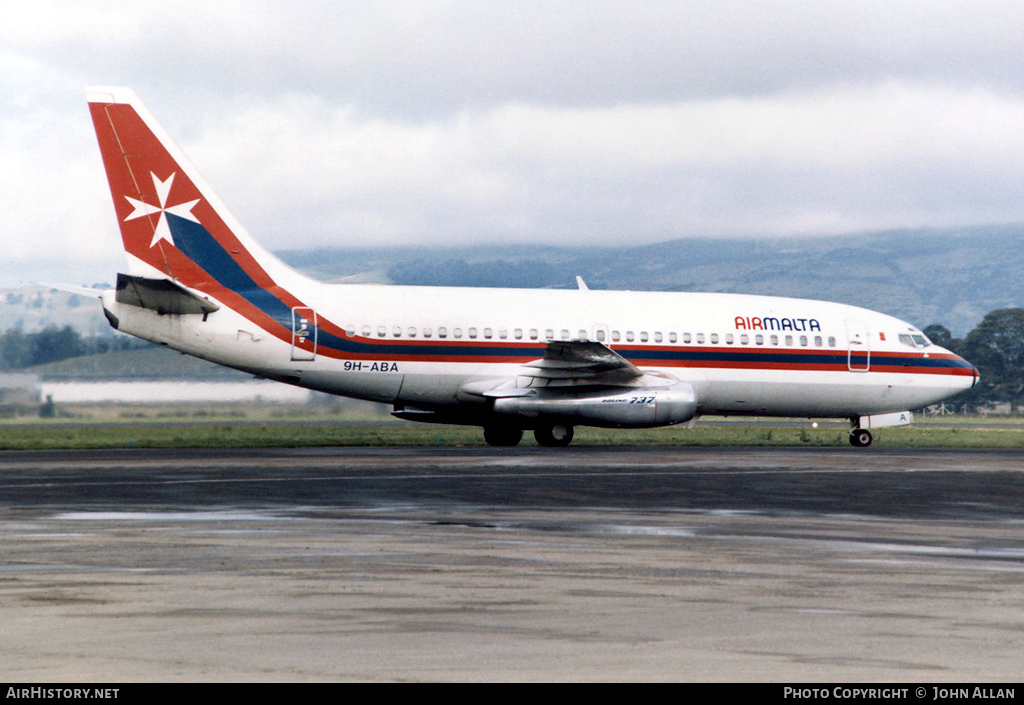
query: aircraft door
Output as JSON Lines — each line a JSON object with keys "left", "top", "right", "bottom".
{"left": 846, "top": 319, "right": 870, "bottom": 372}
{"left": 291, "top": 307, "right": 317, "bottom": 361}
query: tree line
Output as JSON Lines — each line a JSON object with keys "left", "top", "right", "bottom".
{"left": 924, "top": 307, "right": 1024, "bottom": 413}
{"left": 3, "top": 308, "right": 1024, "bottom": 413}
{"left": 0, "top": 326, "right": 150, "bottom": 371}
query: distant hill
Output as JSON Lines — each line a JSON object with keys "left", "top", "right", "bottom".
{"left": 12, "top": 225, "right": 1024, "bottom": 340}
{"left": 279, "top": 225, "right": 1024, "bottom": 336}
{"left": 28, "top": 347, "right": 250, "bottom": 381}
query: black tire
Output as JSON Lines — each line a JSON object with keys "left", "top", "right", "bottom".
{"left": 535, "top": 423, "right": 574, "bottom": 447}
{"left": 849, "top": 428, "right": 873, "bottom": 447}
{"left": 484, "top": 426, "right": 523, "bottom": 447}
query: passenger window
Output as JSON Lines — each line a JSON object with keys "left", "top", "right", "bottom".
{"left": 770, "top": 334, "right": 779, "bottom": 345}
{"left": 514, "top": 328, "right": 523, "bottom": 340}
{"left": 799, "top": 335, "right": 808, "bottom": 346}
{"left": 696, "top": 333, "right": 704, "bottom": 344}
{"left": 468, "top": 327, "right": 477, "bottom": 339}
{"left": 828, "top": 336, "right": 836, "bottom": 347}
{"left": 596, "top": 329, "right": 606, "bottom": 342}
{"left": 740, "top": 334, "right": 749, "bottom": 345}
{"left": 454, "top": 328, "right": 463, "bottom": 339}
{"left": 785, "top": 335, "right": 794, "bottom": 346}
{"left": 683, "top": 333, "right": 692, "bottom": 344}
{"left": 654, "top": 332, "right": 662, "bottom": 343}
{"left": 725, "top": 334, "right": 734, "bottom": 344}
{"left": 361, "top": 325, "right": 370, "bottom": 337}
{"left": 498, "top": 329, "right": 507, "bottom": 339}
{"left": 640, "top": 331, "right": 648, "bottom": 342}
{"left": 612, "top": 331, "right": 621, "bottom": 342}
{"left": 710, "top": 333, "right": 719, "bottom": 344}
{"left": 626, "top": 331, "right": 635, "bottom": 342}
{"left": 377, "top": 326, "right": 387, "bottom": 338}
{"left": 814, "top": 335, "right": 822, "bottom": 347}
{"left": 561, "top": 329, "right": 570, "bottom": 340}
{"left": 529, "top": 329, "right": 539, "bottom": 340}
{"left": 423, "top": 327, "right": 432, "bottom": 338}
{"left": 438, "top": 327, "right": 448, "bottom": 338}
{"left": 669, "top": 332, "right": 677, "bottom": 343}
{"left": 578, "top": 330, "right": 587, "bottom": 340}
{"left": 408, "top": 327, "right": 417, "bottom": 338}
{"left": 755, "top": 334, "right": 763, "bottom": 345}
{"left": 545, "top": 329, "right": 554, "bottom": 340}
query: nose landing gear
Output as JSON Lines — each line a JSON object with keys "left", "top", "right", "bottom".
{"left": 849, "top": 428, "right": 873, "bottom": 447}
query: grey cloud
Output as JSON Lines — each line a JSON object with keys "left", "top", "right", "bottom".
{"left": 3, "top": 0, "right": 1024, "bottom": 285}
{"left": 12, "top": 2, "right": 1024, "bottom": 117}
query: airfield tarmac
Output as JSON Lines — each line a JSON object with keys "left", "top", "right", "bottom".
{"left": 0, "top": 446, "right": 1022, "bottom": 681}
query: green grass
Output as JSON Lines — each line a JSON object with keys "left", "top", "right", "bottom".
{"left": 0, "top": 422, "right": 476, "bottom": 450}
{"left": 3, "top": 418, "right": 1024, "bottom": 450}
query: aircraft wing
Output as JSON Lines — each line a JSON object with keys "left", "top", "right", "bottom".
{"left": 456, "top": 340, "right": 646, "bottom": 401}
{"left": 516, "top": 339, "right": 643, "bottom": 385}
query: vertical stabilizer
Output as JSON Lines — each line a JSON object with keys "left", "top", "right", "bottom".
{"left": 87, "top": 87, "right": 314, "bottom": 335}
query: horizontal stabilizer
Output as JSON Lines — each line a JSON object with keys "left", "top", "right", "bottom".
{"left": 41, "top": 282, "right": 104, "bottom": 299}
{"left": 115, "top": 273, "right": 220, "bottom": 315}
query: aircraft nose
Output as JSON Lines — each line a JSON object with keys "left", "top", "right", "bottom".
{"left": 936, "top": 347, "right": 978, "bottom": 390}
{"left": 953, "top": 351, "right": 980, "bottom": 388}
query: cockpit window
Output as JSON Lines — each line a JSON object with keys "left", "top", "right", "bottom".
{"left": 899, "top": 333, "right": 931, "bottom": 349}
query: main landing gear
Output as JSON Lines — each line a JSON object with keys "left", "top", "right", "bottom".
{"left": 482, "top": 423, "right": 575, "bottom": 447}
{"left": 483, "top": 426, "right": 523, "bottom": 447}
{"left": 849, "top": 427, "right": 873, "bottom": 447}
{"left": 534, "top": 423, "right": 574, "bottom": 447}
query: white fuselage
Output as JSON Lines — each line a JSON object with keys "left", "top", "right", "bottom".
{"left": 102, "top": 279, "right": 977, "bottom": 422}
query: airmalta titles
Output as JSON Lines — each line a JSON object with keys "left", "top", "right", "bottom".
{"left": 735, "top": 316, "right": 821, "bottom": 332}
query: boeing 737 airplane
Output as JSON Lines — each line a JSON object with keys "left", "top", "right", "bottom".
{"left": 83, "top": 88, "right": 978, "bottom": 447}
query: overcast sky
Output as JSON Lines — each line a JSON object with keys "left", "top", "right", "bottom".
{"left": 3, "top": 0, "right": 1024, "bottom": 286}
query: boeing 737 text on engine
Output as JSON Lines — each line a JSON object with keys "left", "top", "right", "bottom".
{"left": 83, "top": 88, "right": 978, "bottom": 447}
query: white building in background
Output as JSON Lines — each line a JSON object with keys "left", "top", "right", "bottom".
{"left": 38, "top": 380, "right": 312, "bottom": 404}
{"left": 0, "top": 373, "right": 40, "bottom": 405}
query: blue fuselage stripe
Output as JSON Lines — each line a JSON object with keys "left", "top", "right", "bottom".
{"left": 167, "top": 215, "right": 973, "bottom": 374}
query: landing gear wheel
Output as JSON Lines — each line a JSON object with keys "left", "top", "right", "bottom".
{"left": 849, "top": 428, "right": 873, "bottom": 447}
{"left": 484, "top": 426, "right": 523, "bottom": 447}
{"left": 535, "top": 424, "right": 574, "bottom": 447}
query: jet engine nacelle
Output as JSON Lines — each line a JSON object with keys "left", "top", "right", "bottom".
{"left": 491, "top": 382, "right": 697, "bottom": 429}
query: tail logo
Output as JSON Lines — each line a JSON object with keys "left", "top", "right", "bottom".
{"left": 123, "top": 172, "right": 200, "bottom": 248}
